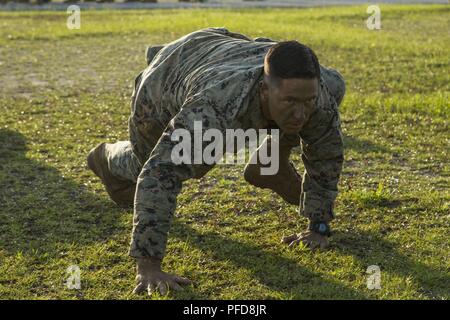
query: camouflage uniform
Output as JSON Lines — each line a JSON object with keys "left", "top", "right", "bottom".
{"left": 104, "top": 28, "right": 345, "bottom": 260}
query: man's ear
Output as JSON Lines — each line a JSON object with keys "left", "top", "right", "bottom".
{"left": 260, "top": 77, "right": 270, "bottom": 98}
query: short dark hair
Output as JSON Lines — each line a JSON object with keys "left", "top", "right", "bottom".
{"left": 264, "top": 41, "right": 320, "bottom": 81}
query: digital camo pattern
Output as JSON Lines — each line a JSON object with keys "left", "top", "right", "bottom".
{"left": 104, "top": 28, "right": 345, "bottom": 259}
{"left": 299, "top": 67, "right": 345, "bottom": 223}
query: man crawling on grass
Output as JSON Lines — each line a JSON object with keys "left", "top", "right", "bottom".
{"left": 87, "top": 28, "right": 346, "bottom": 296}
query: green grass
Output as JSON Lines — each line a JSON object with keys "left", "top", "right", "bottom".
{"left": 0, "top": 5, "right": 449, "bottom": 299}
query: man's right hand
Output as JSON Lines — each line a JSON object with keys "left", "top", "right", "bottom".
{"left": 281, "top": 230, "right": 329, "bottom": 250}
{"left": 132, "top": 257, "right": 192, "bottom": 296}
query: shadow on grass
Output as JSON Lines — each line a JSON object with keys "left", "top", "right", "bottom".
{"left": 0, "top": 129, "right": 127, "bottom": 256}
{"left": 333, "top": 230, "right": 450, "bottom": 299}
{"left": 343, "top": 135, "right": 391, "bottom": 154}
{"left": 170, "top": 222, "right": 369, "bottom": 299}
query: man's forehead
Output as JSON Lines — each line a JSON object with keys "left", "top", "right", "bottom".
{"left": 277, "top": 78, "right": 319, "bottom": 97}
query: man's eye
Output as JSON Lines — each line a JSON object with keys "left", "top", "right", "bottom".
{"left": 305, "top": 97, "right": 316, "bottom": 105}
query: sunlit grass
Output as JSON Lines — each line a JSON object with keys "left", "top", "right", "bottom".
{"left": 0, "top": 4, "right": 448, "bottom": 299}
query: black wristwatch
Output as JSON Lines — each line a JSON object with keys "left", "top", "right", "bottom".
{"left": 308, "top": 221, "right": 331, "bottom": 237}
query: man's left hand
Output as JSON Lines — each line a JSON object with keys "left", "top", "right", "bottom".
{"left": 281, "top": 230, "right": 329, "bottom": 250}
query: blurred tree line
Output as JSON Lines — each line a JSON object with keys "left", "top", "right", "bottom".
{"left": 0, "top": 0, "right": 212, "bottom": 4}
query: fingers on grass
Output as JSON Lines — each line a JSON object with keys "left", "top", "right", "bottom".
{"left": 288, "top": 239, "right": 301, "bottom": 248}
{"left": 147, "top": 283, "right": 156, "bottom": 296}
{"left": 133, "top": 282, "right": 146, "bottom": 294}
{"left": 298, "top": 233, "right": 309, "bottom": 240}
{"left": 169, "top": 281, "right": 183, "bottom": 291}
{"left": 174, "top": 275, "right": 192, "bottom": 285}
{"left": 282, "top": 234, "right": 298, "bottom": 244}
{"left": 157, "top": 281, "right": 169, "bottom": 296}
{"left": 300, "top": 238, "right": 316, "bottom": 248}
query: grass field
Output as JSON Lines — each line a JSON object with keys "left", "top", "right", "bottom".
{"left": 0, "top": 4, "right": 449, "bottom": 299}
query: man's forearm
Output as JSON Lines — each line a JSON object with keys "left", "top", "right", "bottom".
{"left": 299, "top": 96, "right": 344, "bottom": 224}
{"left": 299, "top": 141, "right": 343, "bottom": 224}
{"left": 129, "top": 161, "right": 183, "bottom": 260}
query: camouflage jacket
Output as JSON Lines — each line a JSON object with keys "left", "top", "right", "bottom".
{"left": 128, "top": 28, "right": 344, "bottom": 259}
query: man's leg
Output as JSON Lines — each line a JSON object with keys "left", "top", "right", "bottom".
{"left": 87, "top": 112, "right": 167, "bottom": 209}
{"left": 103, "top": 141, "right": 143, "bottom": 183}
{"left": 87, "top": 57, "right": 166, "bottom": 208}
{"left": 87, "top": 141, "right": 140, "bottom": 208}
{"left": 87, "top": 67, "right": 145, "bottom": 208}
{"left": 244, "top": 133, "right": 302, "bottom": 205}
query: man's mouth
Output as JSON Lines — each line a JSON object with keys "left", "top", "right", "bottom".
{"left": 287, "top": 122, "right": 303, "bottom": 130}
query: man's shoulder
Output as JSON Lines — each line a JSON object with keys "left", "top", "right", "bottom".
{"left": 183, "top": 27, "right": 249, "bottom": 40}
{"left": 169, "top": 27, "right": 245, "bottom": 46}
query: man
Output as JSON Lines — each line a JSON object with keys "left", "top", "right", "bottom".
{"left": 87, "top": 27, "right": 345, "bottom": 295}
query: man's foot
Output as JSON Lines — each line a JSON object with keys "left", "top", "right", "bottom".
{"left": 87, "top": 142, "right": 136, "bottom": 208}
{"left": 244, "top": 137, "right": 302, "bottom": 205}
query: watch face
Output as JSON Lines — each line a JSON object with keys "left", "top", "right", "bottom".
{"left": 318, "top": 223, "right": 327, "bottom": 233}
{"left": 309, "top": 222, "right": 330, "bottom": 236}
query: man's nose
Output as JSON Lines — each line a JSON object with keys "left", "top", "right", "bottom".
{"left": 293, "top": 107, "right": 305, "bottom": 122}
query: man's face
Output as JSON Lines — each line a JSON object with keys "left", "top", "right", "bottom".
{"left": 265, "top": 77, "right": 319, "bottom": 134}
